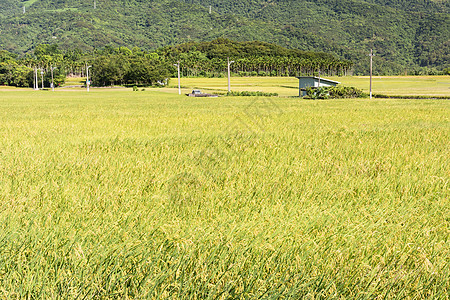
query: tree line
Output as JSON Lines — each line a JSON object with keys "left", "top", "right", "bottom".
{"left": 0, "top": 39, "right": 358, "bottom": 88}
{"left": 161, "top": 39, "right": 353, "bottom": 77}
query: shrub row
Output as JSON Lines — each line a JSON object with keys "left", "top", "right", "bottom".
{"left": 226, "top": 91, "right": 279, "bottom": 97}
{"left": 305, "top": 86, "right": 367, "bottom": 99}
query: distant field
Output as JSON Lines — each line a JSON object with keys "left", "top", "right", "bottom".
{"left": 0, "top": 90, "right": 448, "bottom": 297}
{"left": 164, "top": 76, "right": 450, "bottom": 97}
{"left": 63, "top": 77, "right": 85, "bottom": 86}
{"left": 3, "top": 75, "right": 449, "bottom": 97}
{"left": 330, "top": 76, "right": 450, "bottom": 97}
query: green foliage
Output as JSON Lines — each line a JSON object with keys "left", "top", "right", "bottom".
{"left": 328, "top": 85, "right": 367, "bottom": 98}
{"left": 0, "top": 41, "right": 347, "bottom": 87}
{"left": 305, "top": 86, "right": 329, "bottom": 99}
{"left": 162, "top": 39, "right": 352, "bottom": 78}
{"left": 11, "top": 65, "right": 34, "bottom": 87}
{"left": 0, "top": 44, "right": 68, "bottom": 87}
{"left": 306, "top": 85, "right": 367, "bottom": 99}
{"left": 91, "top": 49, "right": 171, "bottom": 86}
{"left": 0, "top": 0, "right": 448, "bottom": 74}
{"left": 34, "top": 44, "right": 63, "bottom": 66}
{"left": 0, "top": 60, "right": 33, "bottom": 87}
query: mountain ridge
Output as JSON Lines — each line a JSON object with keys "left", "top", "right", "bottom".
{"left": 0, "top": 0, "right": 448, "bottom": 74}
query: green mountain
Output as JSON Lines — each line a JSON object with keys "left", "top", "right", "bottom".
{"left": 1, "top": 0, "right": 449, "bottom": 74}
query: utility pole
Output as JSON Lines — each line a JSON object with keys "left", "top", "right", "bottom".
{"left": 174, "top": 61, "right": 181, "bottom": 95}
{"left": 32, "top": 67, "right": 35, "bottom": 90}
{"left": 50, "top": 65, "right": 56, "bottom": 92}
{"left": 209, "top": 5, "right": 212, "bottom": 14}
{"left": 23, "top": 6, "right": 25, "bottom": 14}
{"left": 318, "top": 69, "right": 321, "bottom": 87}
{"left": 369, "top": 49, "right": 374, "bottom": 99}
{"left": 94, "top": 0, "right": 96, "bottom": 9}
{"left": 227, "top": 57, "right": 234, "bottom": 93}
{"left": 86, "top": 65, "right": 92, "bottom": 92}
{"left": 40, "top": 69, "right": 44, "bottom": 89}
{"left": 34, "top": 67, "right": 38, "bottom": 90}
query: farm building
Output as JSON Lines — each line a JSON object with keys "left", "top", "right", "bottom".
{"left": 297, "top": 76, "right": 340, "bottom": 96}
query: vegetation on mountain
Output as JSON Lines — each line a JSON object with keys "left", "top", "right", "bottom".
{"left": 0, "top": 0, "right": 448, "bottom": 75}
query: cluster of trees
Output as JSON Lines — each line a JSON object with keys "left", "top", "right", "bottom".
{"left": 1, "top": 44, "right": 74, "bottom": 88}
{"left": 0, "top": 44, "right": 172, "bottom": 88}
{"left": 0, "top": 51, "right": 32, "bottom": 87}
{"left": 161, "top": 39, "right": 353, "bottom": 77}
{"left": 91, "top": 47, "right": 171, "bottom": 86}
{"left": 169, "top": 55, "right": 352, "bottom": 77}
{"left": 0, "top": 39, "right": 353, "bottom": 88}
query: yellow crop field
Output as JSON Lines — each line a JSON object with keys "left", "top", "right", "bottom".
{"left": 162, "top": 75, "right": 450, "bottom": 97}
{"left": 0, "top": 86, "right": 448, "bottom": 297}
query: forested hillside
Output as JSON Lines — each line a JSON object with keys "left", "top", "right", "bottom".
{"left": 0, "top": 0, "right": 448, "bottom": 74}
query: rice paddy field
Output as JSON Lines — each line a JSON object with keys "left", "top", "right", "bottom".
{"left": 162, "top": 75, "right": 450, "bottom": 97}
{"left": 0, "top": 77, "right": 449, "bottom": 298}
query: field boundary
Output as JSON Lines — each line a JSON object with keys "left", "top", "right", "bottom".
{"left": 374, "top": 94, "right": 450, "bottom": 100}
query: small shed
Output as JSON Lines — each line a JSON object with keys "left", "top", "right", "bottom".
{"left": 297, "top": 76, "right": 340, "bottom": 97}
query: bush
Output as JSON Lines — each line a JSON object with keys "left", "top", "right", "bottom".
{"left": 258, "top": 71, "right": 268, "bottom": 77}
{"left": 305, "top": 85, "right": 367, "bottom": 99}
{"left": 306, "top": 86, "right": 329, "bottom": 99}
{"left": 328, "top": 85, "right": 367, "bottom": 98}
